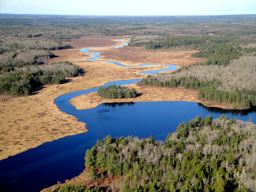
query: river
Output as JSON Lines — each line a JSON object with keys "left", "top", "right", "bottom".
{"left": 0, "top": 45, "right": 255, "bottom": 192}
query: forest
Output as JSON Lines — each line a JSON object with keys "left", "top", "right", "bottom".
{"left": 1, "top": 14, "right": 256, "bottom": 97}
{"left": 140, "top": 74, "right": 256, "bottom": 108}
{"left": 52, "top": 116, "right": 256, "bottom": 191}
{"left": 0, "top": 61, "right": 83, "bottom": 95}
{"left": 145, "top": 36, "right": 243, "bottom": 66}
{"left": 0, "top": 15, "right": 87, "bottom": 96}
{"left": 97, "top": 85, "right": 138, "bottom": 99}
{"left": 140, "top": 34, "right": 256, "bottom": 108}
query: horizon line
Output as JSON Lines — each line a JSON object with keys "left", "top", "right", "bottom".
{"left": 0, "top": 13, "right": 256, "bottom": 17}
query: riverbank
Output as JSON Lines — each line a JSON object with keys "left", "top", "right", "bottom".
{"left": 0, "top": 38, "right": 136, "bottom": 160}
{"left": 42, "top": 169, "right": 119, "bottom": 192}
{"left": 70, "top": 84, "right": 236, "bottom": 111}
{"left": 0, "top": 37, "right": 209, "bottom": 160}
{"left": 70, "top": 85, "right": 198, "bottom": 109}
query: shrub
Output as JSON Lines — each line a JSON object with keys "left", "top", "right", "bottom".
{"left": 0, "top": 62, "right": 83, "bottom": 95}
{"left": 82, "top": 117, "right": 256, "bottom": 191}
{"left": 140, "top": 75, "right": 256, "bottom": 108}
{"left": 0, "top": 71, "right": 34, "bottom": 95}
{"left": 97, "top": 85, "right": 138, "bottom": 99}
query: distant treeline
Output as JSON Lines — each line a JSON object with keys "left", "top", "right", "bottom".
{"left": 52, "top": 116, "right": 256, "bottom": 191}
{"left": 97, "top": 85, "right": 138, "bottom": 99}
{"left": 145, "top": 36, "right": 234, "bottom": 49}
{"left": 0, "top": 25, "right": 84, "bottom": 96}
{"left": 145, "top": 36, "right": 243, "bottom": 65}
{"left": 0, "top": 62, "right": 83, "bottom": 96}
{"left": 145, "top": 36, "right": 206, "bottom": 49}
{"left": 140, "top": 76, "right": 256, "bottom": 108}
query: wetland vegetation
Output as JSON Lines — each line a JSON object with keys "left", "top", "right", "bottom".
{"left": 1, "top": 14, "right": 256, "bottom": 192}
{"left": 139, "top": 25, "right": 256, "bottom": 109}
{"left": 98, "top": 85, "right": 138, "bottom": 99}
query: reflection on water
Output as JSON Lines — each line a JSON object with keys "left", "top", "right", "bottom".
{"left": 103, "top": 102, "right": 135, "bottom": 108}
{"left": 1, "top": 100, "right": 256, "bottom": 192}
{"left": 1, "top": 44, "right": 255, "bottom": 192}
{"left": 198, "top": 103, "right": 256, "bottom": 116}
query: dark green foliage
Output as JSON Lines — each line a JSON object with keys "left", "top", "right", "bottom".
{"left": 51, "top": 185, "right": 103, "bottom": 192}
{"left": 97, "top": 85, "right": 138, "bottom": 99}
{"left": 51, "top": 185, "right": 87, "bottom": 192}
{"left": 0, "top": 62, "right": 83, "bottom": 96}
{"left": 140, "top": 75, "right": 256, "bottom": 108}
{"left": 145, "top": 36, "right": 242, "bottom": 66}
{"left": 140, "top": 75, "right": 216, "bottom": 89}
{"left": 39, "top": 71, "right": 65, "bottom": 84}
{"left": 243, "top": 47, "right": 256, "bottom": 54}
{"left": 83, "top": 117, "right": 255, "bottom": 191}
{"left": 0, "top": 71, "right": 35, "bottom": 95}
{"left": 199, "top": 85, "right": 256, "bottom": 108}
{"left": 145, "top": 36, "right": 206, "bottom": 49}
{"left": 0, "top": 64, "right": 15, "bottom": 73}
{"left": 203, "top": 116, "right": 213, "bottom": 126}
{"left": 193, "top": 44, "right": 242, "bottom": 65}
{"left": 0, "top": 48, "right": 6, "bottom": 54}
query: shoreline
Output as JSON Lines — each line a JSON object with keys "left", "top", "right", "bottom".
{"left": 70, "top": 84, "right": 245, "bottom": 112}
{"left": 0, "top": 37, "right": 239, "bottom": 161}
{"left": 0, "top": 38, "right": 139, "bottom": 160}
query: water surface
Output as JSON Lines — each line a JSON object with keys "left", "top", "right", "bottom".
{"left": 0, "top": 46, "right": 255, "bottom": 192}
{"left": 1, "top": 96, "right": 256, "bottom": 192}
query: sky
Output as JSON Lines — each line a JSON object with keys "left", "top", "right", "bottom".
{"left": 0, "top": 0, "right": 255, "bottom": 16}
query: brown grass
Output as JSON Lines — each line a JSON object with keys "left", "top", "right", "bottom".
{"left": 71, "top": 85, "right": 199, "bottom": 110}
{"left": 0, "top": 38, "right": 206, "bottom": 160}
{"left": 103, "top": 46, "right": 205, "bottom": 65}
{"left": 70, "top": 84, "right": 234, "bottom": 111}
{"left": 42, "top": 169, "right": 121, "bottom": 192}
{"left": 0, "top": 41, "right": 143, "bottom": 160}
{"left": 69, "top": 37, "right": 125, "bottom": 48}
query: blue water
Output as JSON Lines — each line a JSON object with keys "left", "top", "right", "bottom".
{"left": 108, "top": 60, "right": 127, "bottom": 67}
{"left": 0, "top": 46, "right": 255, "bottom": 192}
{"left": 80, "top": 48, "right": 89, "bottom": 53}
{"left": 80, "top": 46, "right": 177, "bottom": 74}
{"left": 140, "top": 64, "right": 177, "bottom": 75}
{"left": 80, "top": 48, "right": 101, "bottom": 62}
{"left": 0, "top": 100, "right": 255, "bottom": 192}
{"left": 107, "top": 60, "right": 177, "bottom": 74}
{"left": 87, "top": 52, "right": 101, "bottom": 62}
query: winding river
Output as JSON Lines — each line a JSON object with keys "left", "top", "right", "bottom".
{"left": 1, "top": 45, "right": 256, "bottom": 192}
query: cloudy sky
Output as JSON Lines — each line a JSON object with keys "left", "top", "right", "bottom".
{"left": 0, "top": 0, "right": 255, "bottom": 15}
